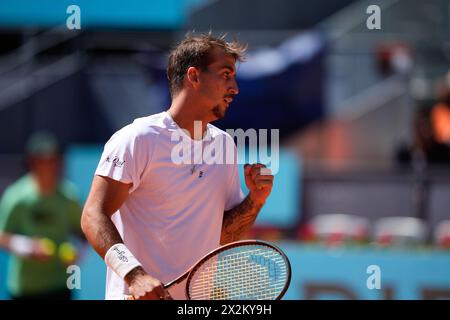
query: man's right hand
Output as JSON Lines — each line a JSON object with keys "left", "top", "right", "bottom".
{"left": 30, "top": 238, "right": 55, "bottom": 261}
{"left": 8, "top": 234, "right": 54, "bottom": 261}
{"left": 125, "top": 266, "right": 173, "bottom": 300}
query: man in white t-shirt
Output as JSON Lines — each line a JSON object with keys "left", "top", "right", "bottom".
{"left": 81, "top": 33, "right": 274, "bottom": 300}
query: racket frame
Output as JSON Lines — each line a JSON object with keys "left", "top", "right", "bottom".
{"left": 165, "top": 239, "right": 291, "bottom": 300}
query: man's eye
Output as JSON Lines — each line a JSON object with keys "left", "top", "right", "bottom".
{"left": 223, "top": 72, "right": 230, "bottom": 79}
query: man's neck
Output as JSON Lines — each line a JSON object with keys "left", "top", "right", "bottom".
{"left": 168, "top": 92, "right": 209, "bottom": 140}
{"left": 31, "top": 173, "right": 57, "bottom": 197}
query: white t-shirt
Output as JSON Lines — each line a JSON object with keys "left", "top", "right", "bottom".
{"left": 95, "top": 111, "right": 245, "bottom": 300}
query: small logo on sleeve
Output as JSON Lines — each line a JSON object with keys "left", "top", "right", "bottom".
{"left": 106, "top": 156, "right": 125, "bottom": 168}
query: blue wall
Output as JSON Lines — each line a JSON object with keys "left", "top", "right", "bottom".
{"left": 280, "top": 243, "right": 450, "bottom": 300}
{"left": 0, "top": 0, "right": 206, "bottom": 28}
{"left": 0, "top": 252, "right": 8, "bottom": 299}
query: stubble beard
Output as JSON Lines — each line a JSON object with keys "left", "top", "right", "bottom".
{"left": 212, "top": 104, "right": 227, "bottom": 120}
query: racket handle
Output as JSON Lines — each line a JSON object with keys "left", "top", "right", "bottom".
{"left": 124, "top": 270, "right": 188, "bottom": 300}
{"left": 124, "top": 292, "right": 172, "bottom": 300}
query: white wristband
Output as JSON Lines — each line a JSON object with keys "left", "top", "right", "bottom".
{"left": 105, "top": 243, "right": 142, "bottom": 279}
{"left": 9, "top": 235, "right": 34, "bottom": 257}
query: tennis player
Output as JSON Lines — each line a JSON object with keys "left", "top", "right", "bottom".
{"left": 81, "top": 33, "right": 274, "bottom": 300}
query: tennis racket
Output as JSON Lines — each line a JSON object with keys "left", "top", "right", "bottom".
{"left": 128, "top": 240, "right": 291, "bottom": 300}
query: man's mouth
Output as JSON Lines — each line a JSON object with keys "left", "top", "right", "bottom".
{"left": 223, "top": 97, "right": 233, "bottom": 104}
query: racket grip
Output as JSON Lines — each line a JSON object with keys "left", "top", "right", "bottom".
{"left": 124, "top": 292, "right": 172, "bottom": 300}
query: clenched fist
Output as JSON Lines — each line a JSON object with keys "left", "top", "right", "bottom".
{"left": 244, "top": 163, "right": 274, "bottom": 206}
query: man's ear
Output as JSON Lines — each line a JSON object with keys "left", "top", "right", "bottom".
{"left": 186, "top": 67, "right": 200, "bottom": 87}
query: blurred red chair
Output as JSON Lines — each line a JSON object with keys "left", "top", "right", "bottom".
{"left": 434, "top": 220, "right": 450, "bottom": 249}
{"left": 301, "top": 214, "right": 370, "bottom": 246}
{"left": 373, "top": 217, "right": 427, "bottom": 247}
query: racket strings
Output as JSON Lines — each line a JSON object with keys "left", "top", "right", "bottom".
{"left": 188, "top": 245, "right": 288, "bottom": 300}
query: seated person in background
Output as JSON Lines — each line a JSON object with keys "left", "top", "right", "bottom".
{"left": 0, "top": 131, "right": 84, "bottom": 300}
{"left": 396, "top": 101, "right": 450, "bottom": 166}
{"left": 431, "top": 76, "right": 450, "bottom": 145}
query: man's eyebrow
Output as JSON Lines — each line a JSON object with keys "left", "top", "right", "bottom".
{"left": 219, "top": 65, "right": 235, "bottom": 73}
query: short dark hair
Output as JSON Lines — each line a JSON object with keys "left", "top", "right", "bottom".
{"left": 25, "top": 131, "right": 60, "bottom": 157}
{"left": 167, "top": 32, "right": 247, "bottom": 97}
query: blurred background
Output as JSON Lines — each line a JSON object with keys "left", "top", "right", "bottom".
{"left": 1, "top": 0, "right": 450, "bottom": 299}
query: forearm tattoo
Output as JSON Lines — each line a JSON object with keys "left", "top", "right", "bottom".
{"left": 220, "top": 195, "right": 263, "bottom": 245}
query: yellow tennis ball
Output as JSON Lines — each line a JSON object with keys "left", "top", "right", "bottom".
{"left": 58, "top": 242, "right": 77, "bottom": 263}
{"left": 40, "top": 238, "right": 56, "bottom": 256}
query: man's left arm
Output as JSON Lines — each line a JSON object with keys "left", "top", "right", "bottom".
{"left": 220, "top": 164, "right": 273, "bottom": 245}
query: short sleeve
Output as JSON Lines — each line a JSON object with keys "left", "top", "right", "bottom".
{"left": 95, "top": 124, "right": 151, "bottom": 193}
{"left": 224, "top": 144, "right": 245, "bottom": 211}
{"left": 0, "top": 189, "right": 23, "bottom": 234}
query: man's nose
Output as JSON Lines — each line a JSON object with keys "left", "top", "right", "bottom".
{"left": 229, "top": 79, "right": 239, "bottom": 95}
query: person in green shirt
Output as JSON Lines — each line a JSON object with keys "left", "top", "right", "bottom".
{"left": 0, "top": 131, "right": 84, "bottom": 300}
